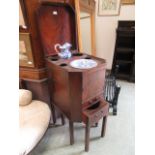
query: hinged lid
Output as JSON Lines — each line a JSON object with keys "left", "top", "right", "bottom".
{"left": 37, "top": 2, "right": 78, "bottom": 56}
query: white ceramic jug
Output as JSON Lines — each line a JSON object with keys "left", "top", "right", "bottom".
{"left": 54, "top": 42, "right": 72, "bottom": 59}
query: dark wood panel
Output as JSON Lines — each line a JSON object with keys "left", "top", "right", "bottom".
{"left": 69, "top": 72, "right": 82, "bottom": 121}
{"left": 36, "top": 2, "right": 78, "bottom": 56}
{"left": 46, "top": 60, "right": 71, "bottom": 119}
{"left": 82, "top": 67, "right": 106, "bottom": 102}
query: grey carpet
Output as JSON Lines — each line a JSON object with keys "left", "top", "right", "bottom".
{"left": 30, "top": 80, "right": 135, "bottom": 155}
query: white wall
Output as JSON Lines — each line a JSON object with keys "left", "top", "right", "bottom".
{"left": 95, "top": 2, "right": 135, "bottom": 69}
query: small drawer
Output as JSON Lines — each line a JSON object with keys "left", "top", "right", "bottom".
{"left": 82, "top": 99, "right": 109, "bottom": 125}
{"left": 90, "top": 110, "right": 104, "bottom": 124}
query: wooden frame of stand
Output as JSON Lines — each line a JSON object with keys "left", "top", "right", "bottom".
{"left": 75, "top": 0, "right": 96, "bottom": 56}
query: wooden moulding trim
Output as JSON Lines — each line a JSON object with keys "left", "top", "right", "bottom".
{"left": 20, "top": 77, "right": 48, "bottom": 83}
{"left": 19, "top": 67, "right": 47, "bottom": 80}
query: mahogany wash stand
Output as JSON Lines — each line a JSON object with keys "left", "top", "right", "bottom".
{"left": 37, "top": 2, "right": 109, "bottom": 151}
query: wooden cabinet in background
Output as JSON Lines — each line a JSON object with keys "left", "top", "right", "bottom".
{"left": 19, "top": 0, "right": 51, "bottom": 103}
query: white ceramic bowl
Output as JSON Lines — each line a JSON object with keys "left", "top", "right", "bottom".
{"left": 70, "top": 59, "right": 98, "bottom": 69}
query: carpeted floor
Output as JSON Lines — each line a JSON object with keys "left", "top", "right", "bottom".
{"left": 30, "top": 80, "right": 135, "bottom": 155}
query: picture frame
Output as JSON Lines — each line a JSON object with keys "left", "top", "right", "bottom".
{"left": 121, "top": 0, "right": 135, "bottom": 5}
{"left": 19, "top": 33, "right": 34, "bottom": 67}
{"left": 98, "top": 0, "right": 121, "bottom": 16}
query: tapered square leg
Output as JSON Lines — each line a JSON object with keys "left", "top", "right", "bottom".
{"left": 69, "top": 121, "right": 74, "bottom": 145}
{"left": 85, "top": 119, "right": 90, "bottom": 152}
{"left": 51, "top": 104, "right": 56, "bottom": 124}
{"left": 61, "top": 114, "right": 65, "bottom": 125}
{"left": 101, "top": 116, "right": 107, "bottom": 137}
{"left": 95, "top": 123, "right": 98, "bottom": 127}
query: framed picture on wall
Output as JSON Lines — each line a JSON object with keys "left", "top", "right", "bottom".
{"left": 98, "top": 0, "right": 121, "bottom": 16}
{"left": 121, "top": 0, "right": 135, "bottom": 5}
{"left": 19, "top": 33, "right": 34, "bottom": 67}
